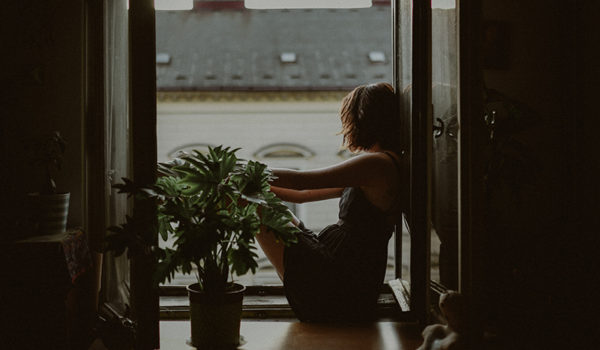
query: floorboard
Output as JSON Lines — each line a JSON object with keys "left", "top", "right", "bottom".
{"left": 160, "top": 320, "right": 423, "bottom": 350}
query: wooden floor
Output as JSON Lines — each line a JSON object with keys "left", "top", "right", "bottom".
{"left": 160, "top": 320, "right": 423, "bottom": 350}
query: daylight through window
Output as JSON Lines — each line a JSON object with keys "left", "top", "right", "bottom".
{"left": 155, "top": 1, "right": 401, "bottom": 289}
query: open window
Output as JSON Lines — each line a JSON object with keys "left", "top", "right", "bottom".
{"left": 99, "top": 0, "right": 473, "bottom": 344}
{"left": 154, "top": 1, "right": 401, "bottom": 317}
{"left": 430, "top": 0, "right": 459, "bottom": 297}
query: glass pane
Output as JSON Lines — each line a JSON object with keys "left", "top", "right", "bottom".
{"left": 155, "top": 3, "right": 394, "bottom": 287}
{"left": 431, "top": 0, "right": 459, "bottom": 290}
{"left": 396, "top": 0, "right": 413, "bottom": 288}
{"left": 103, "top": 0, "right": 131, "bottom": 304}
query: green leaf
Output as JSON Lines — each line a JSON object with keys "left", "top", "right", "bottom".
{"left": 113, "top": 178, "right": 139, "bottom": 197}
{"left": 157, "top": 213, "right": 172, "bottom": 241}
{"left": 105, "top": 144, "right": 300, "bottom": 290}
{"left": 229, "top": 245, "right": 259, "bottom": 276}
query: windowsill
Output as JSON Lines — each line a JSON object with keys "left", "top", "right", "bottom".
{"left": 160, "top": 319, "right": 424, "bottom": 350}
{"left": 160, "top": 292, "right": 402, "bottom": 320}
{"left": 159, "top": 282, "right": 408, "bottom": 320}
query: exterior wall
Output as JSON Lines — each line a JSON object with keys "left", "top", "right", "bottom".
{"left": 157, "top": 91, "right": 399, "bottom": 285}
{"left": 157, "top": 92, "right": 348, "bottom": 231}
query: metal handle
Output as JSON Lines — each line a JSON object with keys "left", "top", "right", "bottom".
{"left": 433, "top": 118, "right": 444, "bottom": 138}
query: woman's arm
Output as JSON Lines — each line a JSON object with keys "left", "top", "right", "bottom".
{"left": 270, "top": 186, "right": 344, "bottom": 204}
{"left": 270, "top": 153, "right": 392, "bottom": 191}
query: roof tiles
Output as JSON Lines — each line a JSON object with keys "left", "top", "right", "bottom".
{"left": 156, "top": 6, "right": 392, "bottom": 91}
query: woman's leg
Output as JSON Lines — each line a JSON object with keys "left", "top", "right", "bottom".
{"left": 255, "top": 210, "right": 300, "bottom": 281}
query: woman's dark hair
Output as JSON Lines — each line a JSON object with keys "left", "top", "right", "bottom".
{"left": 339, "top": 82, "right": 401, "bottom": 153}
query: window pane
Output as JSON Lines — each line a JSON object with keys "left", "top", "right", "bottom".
{"left": 103, "top": 0, "right": 131, "bottom": 304}
{"left": 431, "top": 0, "right": 458, "bottom": 290}
{"left": 394, "top": 0, "right": 413, "bottom": 297}
{"left": 155, "top": 3, "right": 395, "bottom": 287}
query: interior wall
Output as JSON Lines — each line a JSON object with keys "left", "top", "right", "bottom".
{"left": 480, "top": 0, "right": 573, "bottom": 278}
{"left": 480, "top": 1, "right": 595, "bottom": 347}
{"left": 1, "top": 0, "right": 84, "bottom": 233}
{"left": 573, "top": 2, "right": 598, "bottom": 238}
{"left": 482, "top": 1, "right": 571, "bottom": 121}
{"left": 482, "top": 1, "right": 572, "bottom": 212}
{"left": 572, "top": 3, "right": 598, "bottom": 346}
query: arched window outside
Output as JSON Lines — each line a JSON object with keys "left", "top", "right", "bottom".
{"left": 336, "top": 148, "right": 359, "bottom": 159}
{"left": 253, "top": 143, "right": 315, "bottom": 160}
{"left": 167, "top": 143, "right": 214, "bottom": 159}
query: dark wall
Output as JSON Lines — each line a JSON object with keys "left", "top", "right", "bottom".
{"left": 1, "top": 0, "right": 84, "bottom": 234}
{"left": 482, "top": 1, "right": 573, "bottom": 121}
{"left": 572, "top": 3, "right": 599, "bottom": 346}
{"left": 480, "top": 1, "right": 597, "bottom": 348}
{"left": 482, "top": 0, "right": 572, "bottom": 222}
{"left": 573, "top": 3, "right": 599, "bottom": 240}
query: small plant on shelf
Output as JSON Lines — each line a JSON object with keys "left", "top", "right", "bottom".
{"left": 29, "top": 131, "right": 67, "bottom": 195}
{"left": 24, "top": 131, "right": 70, "bottom": 236}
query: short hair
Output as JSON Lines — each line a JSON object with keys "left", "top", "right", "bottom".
{"left": 339, "top": 82, "right": 401, "bottom": 153}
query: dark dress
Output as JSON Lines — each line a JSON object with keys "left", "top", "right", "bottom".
{"left": 283, "top": 154, "right": 401, "bottom": 322}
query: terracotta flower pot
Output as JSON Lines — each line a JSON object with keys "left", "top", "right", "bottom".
{"left": 187, "top": 283, "right": 245, "bottom": 349}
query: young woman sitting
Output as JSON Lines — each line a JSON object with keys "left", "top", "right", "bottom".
{"left": 257, "top": 82, "right": 405, "bottom": 323}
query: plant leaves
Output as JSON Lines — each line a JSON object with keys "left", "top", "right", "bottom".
{"left": 104, "top": 145, "right": 299, "bottom": 292}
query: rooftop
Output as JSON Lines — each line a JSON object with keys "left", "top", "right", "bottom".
{"left": 155, "top": 2, "right": 392, "bottom": 91}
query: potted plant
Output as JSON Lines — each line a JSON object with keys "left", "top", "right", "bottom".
{"left": 26, "top": 131, "right": 70, "bottom": 236}
{"left": 105, "top": 146, "right": 298, "bottom": 348}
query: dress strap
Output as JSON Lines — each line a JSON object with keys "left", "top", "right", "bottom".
{"left": 383, "top": 151, "right": 402, "bottom": 173}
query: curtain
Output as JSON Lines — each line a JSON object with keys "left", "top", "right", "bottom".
{"left": 102, "top": 0, "right": 131, "bottom": 306}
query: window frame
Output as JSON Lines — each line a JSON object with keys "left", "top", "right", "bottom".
{"left": 121, "top": 0, "right": 440, "bottom": 330}
{"left": 456, "top": 0, "right": 485, "bottom": 332}
{"left": 129, "top": 0, "right": 160, "bottom": 347}
{"left": 390, "top": 0, "right": 432, "bottom": 323}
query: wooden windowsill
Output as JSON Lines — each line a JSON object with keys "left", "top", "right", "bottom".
{"left": 160, "top": 291, "right": 402, "bottom": 320}
{"left": 160, "top": 320, "right": 423, "bottom": 350}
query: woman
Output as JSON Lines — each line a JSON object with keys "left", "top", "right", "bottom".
{"left": 257, "top": 82, "right": 404, "bottom": 322}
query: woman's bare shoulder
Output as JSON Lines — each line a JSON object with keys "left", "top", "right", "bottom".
{"left": 344, "top": 151, "right": 393, "bottom": 165}
{"left": 352, "top": 151, "right": 400, "bottom": 169}
{"left": 345, "top": 152, "right": 400, "bottom": 183}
